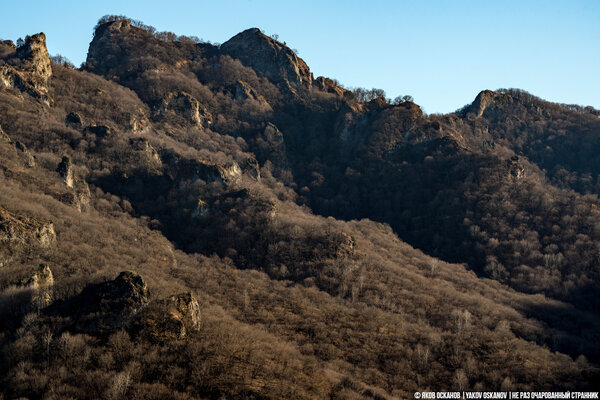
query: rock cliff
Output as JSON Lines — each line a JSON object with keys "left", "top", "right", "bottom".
{"left": 0, "top": 33, "right": 52, "bottom": 102}
{"left": 221, "top": 28, "right": 312, "bottom": 94}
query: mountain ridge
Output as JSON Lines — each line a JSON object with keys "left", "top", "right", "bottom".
{"left": 0, "top": 15, "right": 599, "bottom": 398}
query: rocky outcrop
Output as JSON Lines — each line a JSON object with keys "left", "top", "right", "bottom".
{"left": 57, "top": 156, "right": 74, "bottom": 187}
{"left": 469, "top": 90, "right": 513, "bottom": 117}
{"left": 218, "top": 162, "right": 242, "bottom": 185}
{"left": 168, "top": 156, "right": 241, "bottom": 186}
{"left": 123, "top": 112, "right": 148, "bottom": 133}
{"left": 132, "top": 292, "right": 201, "bottom": 341}
{"left": 130, "top": 137, "right": 160, "bottom": 162}
{"left": 46, "top": 271, "right": 150, "bottom": 334}
{"left": 85, "top": 124, "right": 111, "bottom": 138}
{"left": 221, "top": 28, "right": 312, "bottom": 94}
{"left": 16, "top": 264, "right": 55, "bottom": 310}
{"left": 156, "top": 92, "right": 213, "bottom": 127}
{"left": 65, "top": 112, "right": 83, "bottom": 128}
{"left": 58, "top": 182, "right": 91, "bottom": 212}
{"left": 15, "top": 141, "right": 36, "bottom": 167}
{"left": 85, "top": 19, "right": 133, "bottom": 73}
{"left": 0, "top": 33, "right": 52, "bottom": 103}
{"left": 191, "top": 199, "right": 210, "bottom": 219}
{"left": 234, "top": 80, "right": 270, "bottom": 107}
{"left": 256, "top": 122, "right": 288, "bottom": 168}
{"left": 244, "top": 157, "right": 261, "bottom": 181}
{"left": 22, "top": 264, "right": 54, "bottom": 288}
{"left": 0, "top": 207, "right": 56, "bottom": 248}
{"left": 313, "top": 76, "right": 352, "bottom": 99}
{"left": 507, "top": 156, "right": 525, "bottom": 180}
{"left": 16, "top": 33, "right": 52, "bottom": 87}
{"left": 0, "top": 124, "right": 12, "bottom": 143}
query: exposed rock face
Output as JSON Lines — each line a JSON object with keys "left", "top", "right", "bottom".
{"left": 170, "top": 157, "right": 241, "bottom": 186}
{"left": 130, "top": 137, "right": 160, "bottom": 162}
{"left": 46, "top": 271, "right": 150, "bottom": 334}
{"left": 15, "top": 141, "right": 36, "bottom": 167}
{"left": 23, "top": 263, "right": 54, "bottom": 288}
{"left": 0, "top": 33, "right": 52, "bottom": 103}
{"left": 313, "top": 76, "right": 352, "bottom": 98}
{"left": 124, "top": 112, "right": 147, "bottom": 133}
{"left": 0, "top": 207, "right": 56, "bottom": 248}
{"left": 257, "top": 122, "right": 288, "bottom": 168}
{"left": 132, "top": 292, "right": 201, "bottom": 341}
{"left": 234, "top": 80, "right": 270, "bottom": 107}
{"left": 59, "top": 182, "right": 91, "bottom": 212}
{"left": 507, "top": 156, "right": 525, "bottom": 180}
{"left": 469, "top": 90, "right": 513, "bottom": 117}
{"left": 18, "top": 264, "right": 55, "bottom": 309}
{"left": 244, "top": 157, "right": 261, "bottom": 181}
{"left": 264, "top": 122, "right": 284, "bottom": 145}
{"left": 157, "top": 92, "right": 213, "bottom": 127}
{"left": 218, "top": 162, "right": 242, "bottom": 185}
{"left": 0, "top": 124, "right": 12, "bottom": 143}
{"left": 16, "top": 33, "right": 52, "bottom": 87}
{"left": 221, "top": 28, "right": 312, "bottom": 94}
{"left": 337, "top": 232, "right": 357, "bottom": 256}
{"left": 57, "top": 156, "right": 74, "bottom": 188}
{"left": 86, "top": 19, "right": 132, "bottom": 73}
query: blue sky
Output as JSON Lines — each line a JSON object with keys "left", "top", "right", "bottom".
{"left": 1, "top": 0, "right": 598, "bottom": 114}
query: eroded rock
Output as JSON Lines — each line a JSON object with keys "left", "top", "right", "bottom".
{"left": 15, "top": 141, "right": 35, "bottom": 167}
{"left": 0, "top": 124, "right": 12, "bottom": 143}
{"left": 221, "top": 28, "right": 312, "bottom": 94}
{"left": 469, "top": 90, "right": 513, "bottom": 117}
{"left": 313, "top": 76, "right": 352, "bottom": 99}
{"left": 0, "top": 33, "right": 52, "bottom": 103}
{"left": 157, "top": 92, "right": 213, "bottom": 127}
{"left": 0, "top": 207, "right": 56, "bottom": 248}
{"left": 57, "top": 156, "right": 74, "bottom": 188}
{"left": 132, "top": 292, "right": 201, "bottom": 341}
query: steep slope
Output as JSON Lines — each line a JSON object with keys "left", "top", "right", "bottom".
{"left": 0, "top": 16, "right": 599, "bottom": 398}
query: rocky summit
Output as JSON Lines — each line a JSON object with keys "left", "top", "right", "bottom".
{"left": 0, "top": 15, "right": 599, "bottom": 400}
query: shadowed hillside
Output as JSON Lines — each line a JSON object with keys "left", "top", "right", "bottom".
{"left": 0, "top": 15, "right": 599, "bottom": 399}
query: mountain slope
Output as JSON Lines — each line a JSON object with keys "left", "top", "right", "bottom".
{"left": 0, "top": 16, "right": 599, "bottom": 398}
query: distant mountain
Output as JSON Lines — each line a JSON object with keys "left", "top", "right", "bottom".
{"left": 0, "top": 16, "right": 599, "bottom": 398}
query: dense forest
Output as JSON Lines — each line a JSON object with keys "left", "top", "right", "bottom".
{"left": 0, "top": 15, "right": 599, "bottom": 399}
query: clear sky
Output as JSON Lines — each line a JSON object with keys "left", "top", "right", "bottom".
{"left": 1, "top": 0, "right": 598, "bottom": 114}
